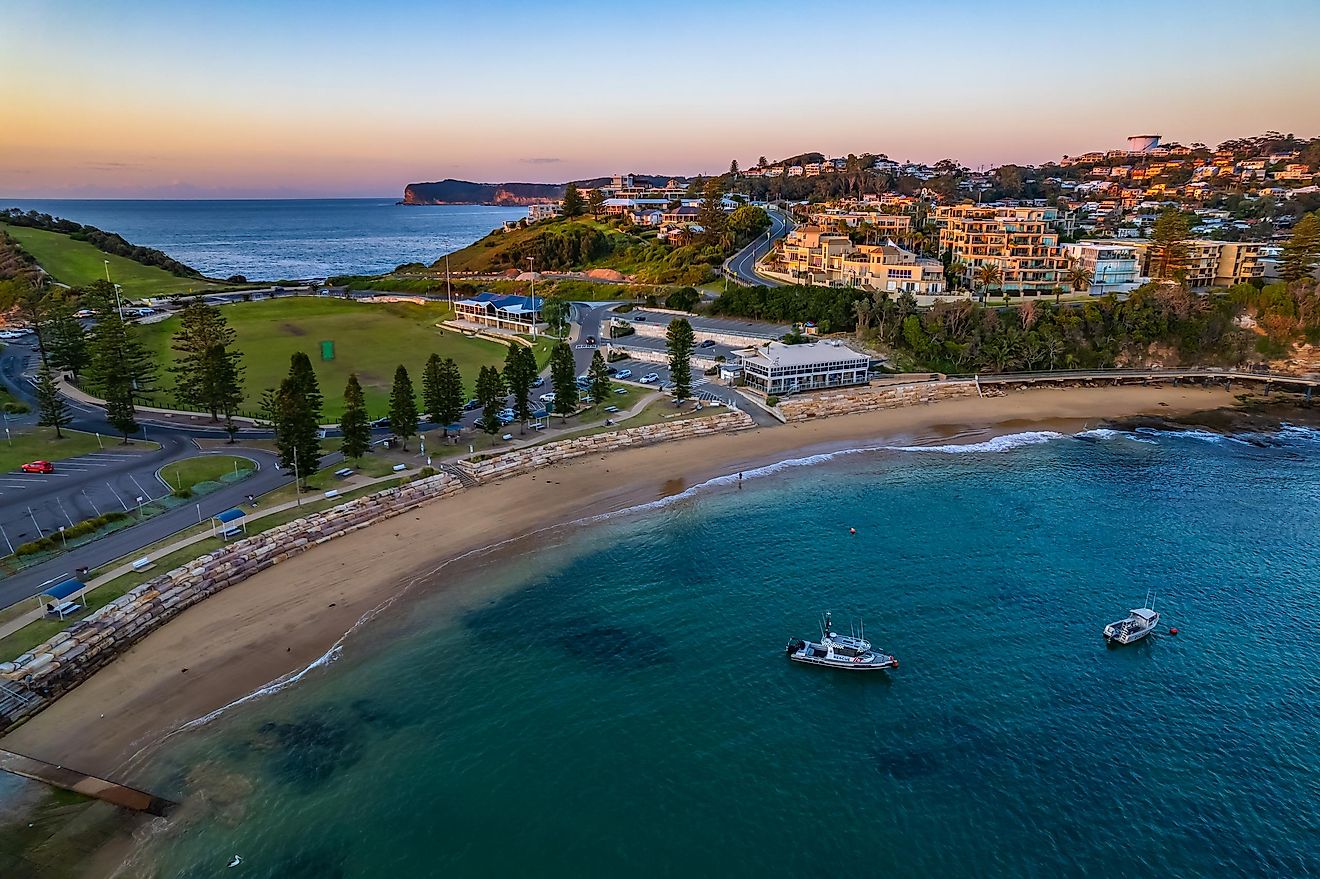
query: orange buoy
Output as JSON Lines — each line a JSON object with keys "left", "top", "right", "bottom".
{"left": 1169, "top": 627, "right": 1179, "bottom": 635}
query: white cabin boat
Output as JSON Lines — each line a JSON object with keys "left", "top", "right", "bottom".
{"left": 786, "top": 613, "right": 898, "bottom": 672}
{"left": 1103, "top": 606, "right": 1160, "bottom": 645}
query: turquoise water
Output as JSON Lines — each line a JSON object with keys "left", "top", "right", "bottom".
{"left": 0, "top": 199, "right": 527, "bottom": 279}
{"left": 134, "top": 426, "right": 1320, "bottom": 878}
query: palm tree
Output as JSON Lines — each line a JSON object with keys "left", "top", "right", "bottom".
{"left": 1066, "top": 263, "right": 1094, "bottom": 296}
{"left": 973, "top": 263, "right": 1002, "bottom": 304}
{"left": 947, "top": 258, "right": 966, "bottom": 291}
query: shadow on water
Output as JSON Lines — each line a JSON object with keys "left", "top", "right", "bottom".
{"left": 239, "top": 698, "right": 418, "bottom": 794}
{"left": 554, "top": 617, "right": 672, "bottom": 667}
{"left": 870, "top": 712, "right": 997, "bottom": 781}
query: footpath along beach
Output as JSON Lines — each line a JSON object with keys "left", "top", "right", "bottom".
{"left": 0, "top": 383, "right": 1245, "bottom": 783}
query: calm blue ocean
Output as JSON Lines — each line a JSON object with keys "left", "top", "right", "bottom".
{"left": 0, "top": 199, "right": 527, "bottom": 280}
{"left": 129, "top": 425, "right": 1320, "bottom": 878}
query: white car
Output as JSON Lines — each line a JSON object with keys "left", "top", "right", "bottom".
{"left": 616, "top": 369, "right": 633, "bottom": 379}
{"left": 640, "top": 373, "right": 660, "bottom": 384}
{"left": 0, "top": 331, "right": 23, "bottom": 340}
{"left": 539, "top": 392, "right": 557, "bottom": 404}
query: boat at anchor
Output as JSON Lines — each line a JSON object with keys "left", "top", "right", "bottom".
{"left": 786, "top": 612, "right": 898, "bottom": 672}
{"left": 1104, "top": 594, "right": 1161, "bottom": 645}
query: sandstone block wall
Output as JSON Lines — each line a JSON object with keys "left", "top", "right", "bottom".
{"left": 777, "top": 381, "right": 979, "bottom": 422}
{"left": 460, "top": 410, "right": 755, "bottom": 482}
{"left": 0, "top": 411, "right": 758, "bottom": 732}
{"left": 0, "top": 472, "right": 464, "bottom": 730}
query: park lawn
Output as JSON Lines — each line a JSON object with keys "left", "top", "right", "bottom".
{"left": 541, "top": 397, "right": 722, "bottom": 444}
{"left": 158, "top": 454, "right": 256, "bottom": 491}
{"left": 0, "top": 427, "right": 151, "bottom": 473}
{"left": 1, "top": 223, "right": 218, "bottom": 299}
{"left": 134, "top": 297, "right": 509, "bottom": 421}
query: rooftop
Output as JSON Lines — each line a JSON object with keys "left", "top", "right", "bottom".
{"left": 738, "top": 340, "right": 870, "bottom": 369}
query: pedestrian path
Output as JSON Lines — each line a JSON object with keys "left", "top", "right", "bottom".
{"left": 0, "top": 472, "right": 403, "bottom": 642}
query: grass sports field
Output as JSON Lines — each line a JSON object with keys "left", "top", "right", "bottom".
{"left": 1, "top": 223, "right": 218, "bottom": 298}
{"left": 136, "top": 298, "right": 512, "bottom": 420}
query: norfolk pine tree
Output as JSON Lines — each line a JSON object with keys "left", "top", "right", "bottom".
{"left": 589, "top": 350, "right": 612, "bottom": 404}
{"left": 1280, "top": 213, "right": 1320, "bottom": 282}
{"left": 339, "top": 373, "right": 372, "bottom": 461}
{"left": 47, "top": 300, "right": 89, "bottom": 381}
{"left": 587, "top": 188, "right": 606, "bottom": 219}
{"left": 475, "top": 365, "right": 506, "bottom": 435}
{"left": 35, "top": 363, "right": 72, "bottom": 439}
{"left": 273, "top": 354, "right": 322, "bottom": 486}
{"left": 422, "top": 353, "right": 444, "bottom": 422}
{"left": 169, "top": 301, "right": 243, "bottom": 420}
{"left": 433, "top": 357, "right": 465, "bottom": 435}
{"left": 503, "top": 344, "right": 535, "bottom": 432}
{"left": 561, "top": 183, "right": 586, "bottom": 218}
{"left": 549, "top": 341, "right": 578, "bottom": 421}
{"left": 666, "top": 317, "right": 695, "bottom": 402}
{"left": 388, "top": 365, "right": 419, "bottom": 450}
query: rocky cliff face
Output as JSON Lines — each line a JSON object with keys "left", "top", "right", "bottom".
{"left": 401, "top": 175, "right": 679, "bottom": 205}
{"left": 402, "top": 180, "right": 565, "bottom": 205}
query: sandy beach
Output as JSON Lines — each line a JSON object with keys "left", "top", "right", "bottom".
{"left": 0, "top": 384, "right": 1242, "bottom": 781}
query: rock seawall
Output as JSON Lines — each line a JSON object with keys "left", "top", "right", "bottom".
{"left": 0, "top": 473, "right": 465, "bottom": 731}
{"left": 460, "top": 410, "right": 755, "bottom": 482}
{"left": 0, "top": 410, "right": 755, "bottom": 733}
{"left": 777, "top": 381, "right": 979, "bottom": 422}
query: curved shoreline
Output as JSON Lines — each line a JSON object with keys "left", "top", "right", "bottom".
{"left": 0, "top": 385, "right": 1248, "bottom": 784}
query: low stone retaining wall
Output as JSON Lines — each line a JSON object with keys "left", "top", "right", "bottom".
{"left": 0, "top": 472, "right": 464, "bottom": 731}
{"left": 460, "top": 409, "right": 756, "bottom": 482}
{"left": 777, "top": 380, "right": 980, "bottom": 422}
{"left": 0, "top": 410, "right": 759, "bottom": 733}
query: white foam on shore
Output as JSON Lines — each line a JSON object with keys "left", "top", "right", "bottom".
{"left": 887, "top": 430, "right": 1065, "bottom": 454}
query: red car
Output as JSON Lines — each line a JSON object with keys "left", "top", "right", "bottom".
{"left": 21, "top": 460, "right": 54, "bottom": 474}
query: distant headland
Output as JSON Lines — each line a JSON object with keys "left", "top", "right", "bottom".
{"left": 400, "top": 175, "right": 680, "bottom": 205}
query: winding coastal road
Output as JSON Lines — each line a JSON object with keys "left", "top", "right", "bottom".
{"left": 725, "top": 207, "right": 793, "bottom": 286}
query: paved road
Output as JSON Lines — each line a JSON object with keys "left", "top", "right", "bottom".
{"left": 725, "top": 208, "right": 793, "bottom": 286}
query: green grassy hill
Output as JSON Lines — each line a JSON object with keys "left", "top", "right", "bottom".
{"left": 135, "top": 298, "right": 509, "bottom": 420}
{"left": 438, "top": 216, "right": 723, "bottom": 285}
{"left": 1, "top": 223, "right": 220, "bottom": 298}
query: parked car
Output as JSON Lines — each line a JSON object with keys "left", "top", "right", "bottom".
{"left": 634, "top": 315, "right": 646, "bottom": 321}
{"left": 613, "top": 387, "right": 628, "bottom": 395}
{"left": 463, "top": 399, "right": 481, "bottom": 411}
{"left": 21, "top": 460, "right": 54, "bottom": 474}
{"left": 370, "top": 417, "right": 391, "bottom": 428}
{"left": 586, "top": 335, "right": 597, "bottom": 344}
{"left": 606, "top": 366, "right": 618, "bottom": 376}
{"left": 640, "top": 373, "right": 660, "bottom": 384}
{"left": 616, "top": 369, "right": 633, "bottom": 379}
{"left": 539, "top": 392, "right": 557, "bottom": 404}
{"left": 498, "top": 408, "right": 515, "bottom": 420}
{"left": 700, "top": 339, "right": 717, "bottom": 348}
{"left": 604, "top": 406, "right": 620, "bottom": 414}
{"left": 531, "top": 377, "right": 546, "bottom": 388}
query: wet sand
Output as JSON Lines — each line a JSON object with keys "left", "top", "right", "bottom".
{"left": 1, "top": 385, "right": 1241, "bottom": 782}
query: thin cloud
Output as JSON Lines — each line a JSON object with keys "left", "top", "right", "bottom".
{"left": 520, "top": 157, "right": 562, "bottom": 165}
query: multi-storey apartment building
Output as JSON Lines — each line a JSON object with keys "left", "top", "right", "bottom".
{"left": 776, "top": 228, "right": 950, "bottom": 301}
{"left": 806, "top": 210, "right": 913, "bottom": 236}
{"left": 1061, "top": 241, "right": 1142, "bottom": 294}
{"left": 1132, "top": 240, "right": 1263, "bottom": 289}
{"left": 933, "top": 204, "right": 1070, "bottom": 297}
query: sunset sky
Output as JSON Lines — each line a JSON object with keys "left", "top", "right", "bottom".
{"left": 4, "top": 0, "right": 1320, "bottom": 198}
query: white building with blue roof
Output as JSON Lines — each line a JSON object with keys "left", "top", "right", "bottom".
{"left": 454, "top": 292, "right": 545, "bottom": 333}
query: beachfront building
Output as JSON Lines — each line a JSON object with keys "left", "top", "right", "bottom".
{"left": 776, "top": 227, "right": 951, "bottom": 302}
{"left": 736, "top": 340, "right": 871, "bottom": 396}
{"left": 1131, "top": 239, "right": 1263, "bottom": 290}
{"left": 934, "top": 204, "right": 1070, "bottom": 297}
{"left": 1061, "top": 241, "right": 1142, "bottom": 294}
{"left": 453, "top": 292, "right": 544, "bottom": 332}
